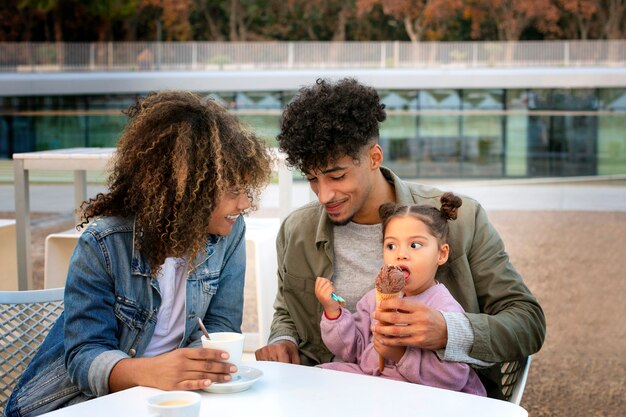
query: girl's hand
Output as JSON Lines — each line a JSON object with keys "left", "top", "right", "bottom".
{"left": 315, "top": 277, "right": 343, "bottom": 319}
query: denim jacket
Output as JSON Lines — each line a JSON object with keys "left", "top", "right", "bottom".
{"left": 6, "top": 215, "right": 246, "bottom": 417}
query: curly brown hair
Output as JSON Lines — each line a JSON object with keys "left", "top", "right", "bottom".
{"left": 277, "top": 78, "right": 386, "bottom": 173}
{"left": 379, "top": 192, "right": 463, "bottom": 246}
{"left": 80, "top": 90, "right": 273, "bottom": 271}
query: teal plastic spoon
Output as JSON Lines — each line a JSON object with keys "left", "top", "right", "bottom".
{"left": 331, "top": 292, "right": 346, "bottom": 303}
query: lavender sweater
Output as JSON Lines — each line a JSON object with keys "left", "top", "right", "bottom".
{"left": 319, "top": 283, "right": 486, "bottom": 396}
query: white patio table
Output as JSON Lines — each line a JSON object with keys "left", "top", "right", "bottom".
{"left": 40, "top": 361, "right": 527, "bottom": 417}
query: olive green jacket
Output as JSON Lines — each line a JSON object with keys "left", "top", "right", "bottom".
{"left": 269, "top": 167, "right": 546, "bottom": 397}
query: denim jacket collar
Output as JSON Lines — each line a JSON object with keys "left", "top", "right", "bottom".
{"left": 130, "top": 219, "right": 225, "bottom": 278}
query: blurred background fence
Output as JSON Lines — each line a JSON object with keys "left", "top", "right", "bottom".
{"left": 1, "top": 40, "right": 625, "bottom": 72}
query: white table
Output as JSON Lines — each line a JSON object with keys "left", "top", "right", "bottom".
{"left": 40, "top": 361, "right": 527, "bottom": 417}
{"left": 13, "top": 147, "right": 292, "bottom": 290}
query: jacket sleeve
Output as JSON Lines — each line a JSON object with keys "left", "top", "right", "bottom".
{"left": 63, "top": 230, "right": 128, "bottom": 398}
{"left": 464, "top": 203, "right": 546, "bottom": 362}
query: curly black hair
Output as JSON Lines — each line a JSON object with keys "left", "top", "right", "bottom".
{"left": 79, "top": 90, "right": 272, "bottom": 271}
{"left": 278, "top": 78, "right": 386, "bottom": 173}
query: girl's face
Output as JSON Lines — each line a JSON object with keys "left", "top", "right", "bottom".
{"left": 207, "top": 187, "right": 251, "bottom": 236}
{"left": 382, "top": 216, "right": 449, "bottom": 297}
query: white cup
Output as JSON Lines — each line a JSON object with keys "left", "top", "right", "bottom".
{"left": 201, "top": 332, "right": 245, "bottom": 372}
{"left": 146, "top": 391, "right": 201, "bottom": 417}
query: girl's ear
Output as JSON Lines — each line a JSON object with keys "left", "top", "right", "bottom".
{"left": 438, "top": 244, "right": 450, "bottom": 265}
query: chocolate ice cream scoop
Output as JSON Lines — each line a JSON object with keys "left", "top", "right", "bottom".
{"left": 375, "top": 265, "right": 405, "bottom": 293}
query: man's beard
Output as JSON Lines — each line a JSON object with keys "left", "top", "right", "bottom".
{"left": 328, "top": 213, "right": 354, "bottom": 226}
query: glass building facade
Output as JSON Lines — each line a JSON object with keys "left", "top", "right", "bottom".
{"left": 1, "top": 88, "right": 625, "bottom": 178}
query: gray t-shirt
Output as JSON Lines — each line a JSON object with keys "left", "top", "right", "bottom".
{"left": 332, "top": 222, "right": 382, "bottom": 312}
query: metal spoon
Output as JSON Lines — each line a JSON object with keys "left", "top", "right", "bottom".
{"left": 197, "top": 317, "right": 211, "bottom": 340}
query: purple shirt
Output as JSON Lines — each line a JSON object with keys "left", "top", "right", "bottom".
{"left": 319, "top": 283, "right": 486, "bottom": 396}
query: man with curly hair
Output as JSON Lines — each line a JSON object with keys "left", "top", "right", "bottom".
{"left": 7, "top": 91, "right": 273, "bottom": 416}
{"left": 255, "top": 78, "right": 545, "bottom": 399}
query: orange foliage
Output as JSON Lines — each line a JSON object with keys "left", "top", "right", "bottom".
{"left": 466, "top": 0, "right": 560, "bottom": 40}
{"left": 142, "top": 0, "right": 192, "bottom": 40}
{"left": 357, "top": 0, "right": 463, "bottom": 41}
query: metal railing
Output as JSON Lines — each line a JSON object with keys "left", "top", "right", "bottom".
{"left": 0, "top": 41, "right": 625, "bottom": 72}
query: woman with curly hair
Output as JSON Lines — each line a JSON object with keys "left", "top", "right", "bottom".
{"left": 6, "top": 91, "right": 272, "bottom": 416}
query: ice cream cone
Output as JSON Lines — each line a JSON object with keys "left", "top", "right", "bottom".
{"left": 376, "top": 290, "right": 403, "bottom": 305}
{"left": 375, "top": 290, "right": 403, "bottom": 372}
{"left": 374, "top": 265, "right": 406, "bottom": 373}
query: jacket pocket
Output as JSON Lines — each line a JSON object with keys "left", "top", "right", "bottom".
{"left": 283, "top": 271, "right": 321, "bottom": 344}
{"left": 200, "top": 278, "right": 218, "bottom": 295}
{"left": 114, "top": 296, "right": 152, "bottom": 330}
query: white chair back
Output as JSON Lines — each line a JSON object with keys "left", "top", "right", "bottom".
{"left": 0, "top": 288, "right": 64, "bottom": 413}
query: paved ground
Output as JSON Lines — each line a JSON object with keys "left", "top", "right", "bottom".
{"left": 487, "top": 210, "right": 625, "bottom": 417}
{"left": 2, "top": 178, "right": 625, "bottom": 417}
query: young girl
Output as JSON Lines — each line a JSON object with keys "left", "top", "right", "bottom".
{"left": 315, "top": 192, "right": 486, "bottom": 396}
{"left": 6, "top": 91, "right": 273, "bottom": 416}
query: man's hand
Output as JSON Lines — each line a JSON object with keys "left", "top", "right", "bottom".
{"left": 371, "top": 298, "right": 448, "bottom": 351}
{"left": 373, "top": 336, "right": 406, "bottom": 364}
{"left": 254, "top": 340, "right": 301, "bottom": 364}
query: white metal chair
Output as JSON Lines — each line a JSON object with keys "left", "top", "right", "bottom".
{"left": 0, "top": 288, "right": 65, "bottom": 413}
{"left": 502, "top": 356, "right": 532, "bottom": 405}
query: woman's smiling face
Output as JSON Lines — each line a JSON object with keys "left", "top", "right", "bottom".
{"left": 207, "top": 187, "right": 251, "bottom": 236}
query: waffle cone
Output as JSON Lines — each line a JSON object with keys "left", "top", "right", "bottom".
{"left": 375, "top": 290, "right": 402, "bottom": 372}
{"left": 375, "top": 290, "right": 402, "bottom": 305}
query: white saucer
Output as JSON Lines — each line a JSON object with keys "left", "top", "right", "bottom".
{"left": 202, "top": 365, "right": 263, "bottom": 394}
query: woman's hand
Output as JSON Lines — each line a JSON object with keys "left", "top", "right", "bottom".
{"left": 109, "top": 347, "right": 236, "bottom": 392}
{"left": 315, "top": 277, "right": 343, "bottom": 319}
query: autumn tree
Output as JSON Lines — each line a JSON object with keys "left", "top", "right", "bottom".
{"left": 18, "top": 0, "right": 63, "bottom": 43}
{"left": 555, "top": 0, "right": 598, "bottom": 39}
{"left": 0, "top": 2, "right": 42, "bottom": 41}
{"left": 83, "top": 0, "right": 139, "bottom": 42}
{"left": 282, "top": 0, "right": 356, "bottom": 41}
{"left": 139, "top": 0, "right": 193, "bottom": 41}
{"left": 595, "top": 0, "right": 626, "bottom": 39}
{"left": 190, "top": 0, "right": 227, "bottom": 40}
{"left": 3, "top": 0, "right": 624, "bottom": 42}
{"left": 357, "top": 0, "right": 463, "bottom": 41}
{"left": 465, "top": 0, "right": 560, "bottom": 41}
